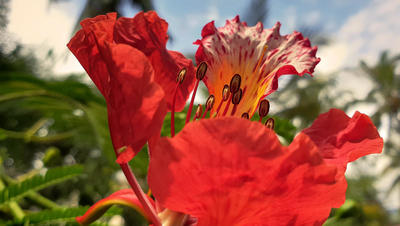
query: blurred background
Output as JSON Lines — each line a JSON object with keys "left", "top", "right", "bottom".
{"left": 0, "top": 0, "right": 399, "bottom": 225}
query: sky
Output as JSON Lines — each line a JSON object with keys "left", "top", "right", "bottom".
{"left": 5, "top": 0, "right": 400, "bottom": 210}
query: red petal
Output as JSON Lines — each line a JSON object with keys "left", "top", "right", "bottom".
{"left": 114, "top": 11, "right": 195, "bottom": 111}
{"left": 68, "top": 14, "right": 167, "bottom": 160}
{"left": 67, "top": 13, "right": 117, "bottom": 97}
{"left": 302, "top": 108, "right": 384, "bottom": 172}
{"left": 100, "top": 42, "right": 167, "bottom": 160}
{"left": 76, "top": 189, "right": 154, "bottom": 225}
{"left": 148, "top": 118, "right": 349, "bottom": 225}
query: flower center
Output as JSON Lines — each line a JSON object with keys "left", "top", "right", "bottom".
{"left": 170, "top": 61, "right": 275, "bottom": 137}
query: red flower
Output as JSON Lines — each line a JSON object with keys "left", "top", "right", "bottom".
{"left": 67, "top": 12, "right": 195, "bottom": 162}
{"left": 69, "top": 12, "right": 383, "bottom": 226}
{"left": 148, "top": 109, "right": 383, "bottom": 226}
{"left": 194, "top": 16, "right": 320, "bottom": 118}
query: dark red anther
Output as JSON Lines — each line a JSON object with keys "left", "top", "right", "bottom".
{"left": 232, "top": 89, "right": 243, "bottom": 105}
{"left": 222, "top": 84, "right": 230, "bottom": 101}
{"left": 176, "top": 68, "right": 187, "bottom": 84}
{"left": 195, "top": 104, "right": 203, "bottom": 119}
{"left": 241, "top": 112, "right": 249, "bottom": 119}
{"left": 196, "top": 62, "right": 207, "bottom": 80}
{"left": 230, "top": 74, "right": 241, "bottom": 93}
{"left": 265, "top": 118, "right": 275, "bottom": 129}
{"left": 258, "top": 99, "right": 270, "bottom": 118}
{"left": 206, "top": 95, "right": 215, "bottom": 110}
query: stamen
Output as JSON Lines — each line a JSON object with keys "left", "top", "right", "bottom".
{"left": 171, "top": 68, "right": 187, "bottom": 137}
{"left": 222, "top": 84, "right": 230, "bottom": 101}
{"left": 186, "top": 62, "right": 208, "bottom": 124}
{"left": 214, "top": 84, "right": 230, "bottom": 117}
{"left": 265, "top": 118, "right": 275, "bottom": 129}
{"left": 193, "top": 104, "right": 203, "bottom": 121}
{"left": 232, "top": 89, "right": 243, "bottom": 105}
{"left": 231, "top": 89, "right": 242, "bottom": 116}
{"left": 241, "top": 112, "right": 249, "bottom": 119}
{"left": 258, "top": 99, "right": 270, "bottom": 122}
{"left": 230, "top": 74, "right": 241, "bottom": 93}
{"left": 176, "top": 68, "right": 187, "bottom": 84}
{"left": 202, "top": 95, "right": 215, "bottom": 119}
{"left": 196, "top": 62, "right": 207, "bottom": 80}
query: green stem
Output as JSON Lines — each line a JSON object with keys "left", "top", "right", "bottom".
{"left": 0, "top": 178, "right": 25, "bottom": 220}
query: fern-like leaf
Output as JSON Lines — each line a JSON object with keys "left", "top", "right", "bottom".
{"left": 7, "top": 206, "right": 121, "bottom": 225}
{"left": 0, "top": 165, "right": 83, "bottom": 204}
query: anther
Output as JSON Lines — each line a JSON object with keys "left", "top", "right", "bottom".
{"left": 241, "top": 112, "right": 249, "bottom": 119}
{"left": 230, "top": 74, "right": 241, "bottom": 93}
{"left": 196, "top": 62, "right": 207, "bottom": 80}
{"left": 222, "top": 84, "right": 230, "bottom": 101}
{"left": 206, "top": 95, "right": 215, "bottom": 110}
{"left": 258, "top": 99, "right": 270, "bottom": 118}
{"left": 195, "top": 104, "right": 203, "bottom": 119}
{"left": 265, "top": 118, "right": 274, "bottom": 129}
{"left": 232, "top": 89, "right": 243, "bottom": 105}
{"left": 176, "top": 68, "right": 187, "bottom": 84}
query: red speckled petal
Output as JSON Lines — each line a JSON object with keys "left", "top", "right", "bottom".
{"left": 149, "top": 118, "right": 349, "bottom": 226}
{"left": 195, "top": 17, "right": 320, "bottom": 117}
{"left": 302, "top": 108, "right": 384, "bottom": 173}
{"left": 114, "top": 11, "right": 195, "bottom": 111}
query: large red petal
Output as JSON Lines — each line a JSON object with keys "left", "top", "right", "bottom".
{"left": 76, "top": 189, "right": 154, "bottom": 225}
{"left": 302, "top": 108, "right": 384, "bottom": 173}
{"left": 148, "top": 118, "right": 348, "bottom": 225}
{"left": 114, "top": 11, "right": 195, "bottom": 111}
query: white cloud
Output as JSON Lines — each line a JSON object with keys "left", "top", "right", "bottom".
{"left": 336, "top": 0, "right": 400, "bottom": 67}
{"left": 7, "top": 0, "right": 84, "bottom": 75}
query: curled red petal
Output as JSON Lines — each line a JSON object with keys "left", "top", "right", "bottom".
{"left": 194, "top": 17, "right": 320, "bottom": 117}
{"left": 100, "top": 42, "right": 167, "bottom": 159}
{"left": 302, "top": 108, "right": 384, "bottom": 173}
{"left": 67, "top": 13, "right": 117, "bottom": 97}
{"left": 76, "top": 189, "right": 154, "bottom": 225}
{"left": 148, "top": 118, "right": 348, "bottom": 225}
{"left": 68, "top": 14, "right": 167, "bottom": 160}
{"left": 114, "top": 11, "right": 195, "bottom": 111}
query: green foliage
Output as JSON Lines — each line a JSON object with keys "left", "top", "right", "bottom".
{"left": 0, "top": 165, "right": 83, "bottom": 205}
{"left": 6, "top": 206, "right": 122, "bottom": 225}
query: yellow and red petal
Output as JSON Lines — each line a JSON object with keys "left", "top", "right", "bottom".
{"left": 302, "top": 108, "right": 384, "bottom": 174}
{"left": 76, "top": 189, "right": 155, "bottom": 225}
{"left": 194, "top": 16, "right": 320, "bottom": 117}
{"left": 148, "top": 118, "right": 365, "bottom": 225}
{"left": 114, "top": 11, "right": 196, "bottom": 112}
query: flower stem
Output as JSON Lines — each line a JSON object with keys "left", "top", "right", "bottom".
{"left": 119, "top": 163, "right": 161, "bottom": 226}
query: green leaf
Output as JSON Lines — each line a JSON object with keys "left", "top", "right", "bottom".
{"left": 0, "top": 165, "right": 83, "bottom": 205}
{"left": 7, "top": 206, "right": 122, "bottom": 225}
